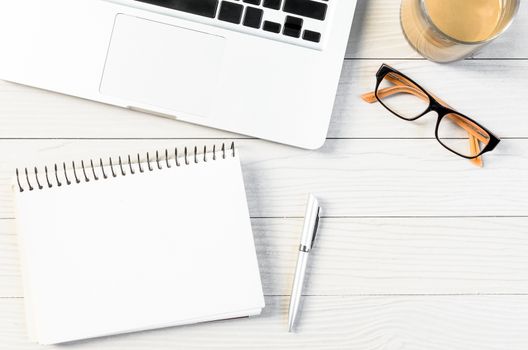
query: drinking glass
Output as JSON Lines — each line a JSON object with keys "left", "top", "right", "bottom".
{"left": 400, "top": 0, "right": 519, "bottom": 62}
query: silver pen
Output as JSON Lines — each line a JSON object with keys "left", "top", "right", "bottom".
{"left": 288, "top": 194, "right": 321, "bottom": 332}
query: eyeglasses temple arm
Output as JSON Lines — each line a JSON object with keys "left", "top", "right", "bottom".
{"left": 386, "top": 75, "right": 488, "bottom": 140}
{"left": 469, "top": 135, "right": 484, "bottom": 167}
{"left": 362, "top": 85, "right": 487, "bottom": 141}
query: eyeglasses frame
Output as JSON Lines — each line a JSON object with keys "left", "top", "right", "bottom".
{"left": 373, "top": 64, "right": 501, "bottom": 160}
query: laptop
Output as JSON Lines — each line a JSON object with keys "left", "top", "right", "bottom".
{"left": 0, "top": 0, "right": 357, "bottom": 149}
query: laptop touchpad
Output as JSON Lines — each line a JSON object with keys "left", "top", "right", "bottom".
{"left": 100, "top": 14, "right": 225, "bottom": 117}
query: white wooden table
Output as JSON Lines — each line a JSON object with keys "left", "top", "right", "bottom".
{"left": 1, "top": 1, "right": 528, "bottom": 349}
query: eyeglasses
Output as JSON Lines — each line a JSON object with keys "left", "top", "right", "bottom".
{"left": 361, "top": 64, "right": 500, "bottom": 167}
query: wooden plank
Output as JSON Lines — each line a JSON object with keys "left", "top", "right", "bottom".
{"left": 0, "top": 139, "right": 526, "bottom": 218}
{"left": 345, "top": 0, "right": 528, "bottom": 59}
{"left": 2, "top": 296, "right": 528, "bottom": 349}
{"left": 1, "top": 60, "right": 526, "bottom": 139}
{"left": 3, "top": 217, "right": 528, "bottom": 298}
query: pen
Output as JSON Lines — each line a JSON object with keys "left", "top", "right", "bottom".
{"left": 288, "top": 194, "right": 321, "bottom": 332}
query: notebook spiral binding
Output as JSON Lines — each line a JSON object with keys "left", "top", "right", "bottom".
{"left": 16, "top": 142, "right": 236, "bottom": 193}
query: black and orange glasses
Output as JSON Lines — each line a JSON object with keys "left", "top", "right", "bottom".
{"left": 362, "top": 64, "right": 500, "bottom": 167}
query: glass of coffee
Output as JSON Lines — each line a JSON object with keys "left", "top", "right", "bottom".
{"left": 401, "top": 0, "right": 519, "bottom": 62}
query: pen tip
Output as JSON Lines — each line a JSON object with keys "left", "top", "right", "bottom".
{"left": 288, "top": 318, "right": 295, "bottom": 333}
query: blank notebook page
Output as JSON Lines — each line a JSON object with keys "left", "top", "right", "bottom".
{"left": 14, "top": 150, "right": 264, "bottom": 345}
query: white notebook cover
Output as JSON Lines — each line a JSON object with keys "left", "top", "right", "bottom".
{"left": 13, "top": 146, "right": 264, "bottom": 344}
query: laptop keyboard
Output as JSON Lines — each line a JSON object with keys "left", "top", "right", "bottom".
{"left": 126, "top": 0, "right": 331, "bottom": 47}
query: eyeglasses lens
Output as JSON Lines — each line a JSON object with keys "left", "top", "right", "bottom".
{"left": 376, "top": 72, "right": 430, "bottom": 120}
{"left": 437, "top": 113, "right": 491, "bottom": 158}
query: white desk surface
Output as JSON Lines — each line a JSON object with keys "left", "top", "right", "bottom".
{"left": 1, "top": 0, "right": 528, "bottom": 349}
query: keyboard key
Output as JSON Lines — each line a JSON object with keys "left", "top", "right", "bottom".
{"left": 263, "top": 21, "right": 281, "bottom": 33}
{"left": 136, "top": 0, "right": 325, "bottom": 46}
{"left": 302, "top": 29, "right": 321, "bottom": 43}
{"left": 283, "top": 16, "right": 303, "bottom": 38}
{"left": 135, "top": 0, "right": 219, "bottom": 18}
{"left": 283, "top": 0, "right": 327, "bottom": 21}
{"left": 263, "top": 0, "right": 282, "bottom": 10}
{"left": 218, "top": 1, "right": 244, "bottom": 24}
{"left": 243, "top": 7, "right": 264, "bottom": 29}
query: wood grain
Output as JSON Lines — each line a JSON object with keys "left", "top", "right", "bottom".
{"left": 1, "top": 60, "right": 526, "bottom": 139}
{"left": 1, "top": 0, "right": 527, "bottom": 348}
{"left": 2, "top": 217, "right": 528, "bottom": 298}
{"left": 0, "top": 139, "right": 526, "bottom": 218}
{"left": 346, "top": 0, "right": 528, "bottom": 59}
{"left": 2, "top": 296, "right": 528, "bottom": 349}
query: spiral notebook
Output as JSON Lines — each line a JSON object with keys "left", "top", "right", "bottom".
{"left": 13, "top": 143, "right": 264, "bottom": 345}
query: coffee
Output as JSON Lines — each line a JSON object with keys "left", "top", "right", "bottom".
{"left": 424, "top": 0, "right": 502, "bottom": 42}
{"left": 400, "top": 0, "right": 518, "bottom": 62}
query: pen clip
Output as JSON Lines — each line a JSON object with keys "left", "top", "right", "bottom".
{"left": 300, "top": 194, "right": 321, "bottom": 251}
{"left": 310, "top": 206, "right": 321, "bottom": 249}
